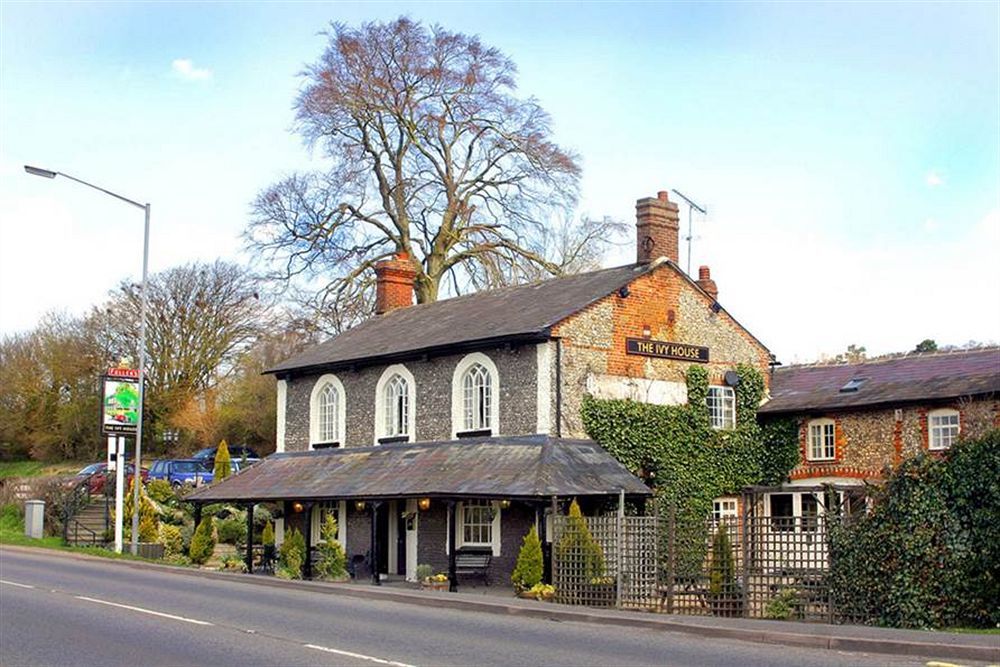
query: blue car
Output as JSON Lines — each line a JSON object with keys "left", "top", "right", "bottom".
{"left": 148, "top": 459, "right": 213, "bottom": 488}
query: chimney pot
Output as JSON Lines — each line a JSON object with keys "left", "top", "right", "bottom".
{"left": 374, "top": 252, "right": 416, "bottom": 315}
{"left": 635, "top": 190, "right": 680, "bottom": 265}
{"left": 696, "top": 264, "right": 719, "bottom": 300}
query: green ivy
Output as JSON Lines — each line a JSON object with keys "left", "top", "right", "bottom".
{"left": 580, "top": 364, "right": 800, "bottom": 575}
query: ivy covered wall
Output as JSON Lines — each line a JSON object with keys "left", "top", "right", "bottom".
{"left": 581, "top": 363, "right": 799, "bottom": 574}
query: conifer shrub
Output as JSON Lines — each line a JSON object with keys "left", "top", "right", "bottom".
{"left": 314, "top": 514, "right": 347, "bottom": 580}
{"left": 556, "top": 500, "right": 606, "bottom": 581}
{"left": 213, "top": 440, "right": 232, "bottom": 482}
{"left": 189, "top": 516, "right": 216, "bottom": 565}
{"left": 262, "top": 520, "right": 275, "bottom": 546}
{"left": 708, "top": 527, "right": 740, "bottom": 617}
{"left": 277, "top": 527, "right": 306, "bottom": 579}
{"left": 158, "top": 523, "right": 184, "bottom": 558}
{"left": 121, "top": 478, "right": 160, "bottom": 542}
{"left": 511, "top": 525, "right": 543, "bottom": 590}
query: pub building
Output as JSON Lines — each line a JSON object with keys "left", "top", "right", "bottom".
{"left": 188, "top": 190, "right": 774, "bottom": 587}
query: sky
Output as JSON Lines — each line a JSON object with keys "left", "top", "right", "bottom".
{"left": 1, "top": 2, "right": 997, "bottom": 364}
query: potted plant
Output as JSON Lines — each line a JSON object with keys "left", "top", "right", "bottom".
{"left": 418, "top": 564, "right": 449, "bottom": 591}
{"left": 511, "top": 525, "right": 543, "bottom": 597}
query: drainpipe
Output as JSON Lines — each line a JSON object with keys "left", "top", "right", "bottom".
{"left": 555, "top": 339, "right": 563, "bottom": 438}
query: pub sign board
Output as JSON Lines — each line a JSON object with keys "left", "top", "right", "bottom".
{"left": 101, "top": 368, "right": 141, "bottom": 436}
{"left": 626, "top": 337, "right": 710, "bottom": 363}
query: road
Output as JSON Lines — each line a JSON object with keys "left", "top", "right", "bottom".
{"left": 0, "top": 549, "right": 930, "bottom": 667}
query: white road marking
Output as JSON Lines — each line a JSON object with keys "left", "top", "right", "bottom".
{"left": 74, "top": 595, "right": 213, "bottom": 626}
{"left": 304, "top": 643, "right": 416, "bottom": 667}
{"left": 0, "top": 579, "right": 35, "bottom": 589}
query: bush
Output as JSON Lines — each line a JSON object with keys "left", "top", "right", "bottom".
{"left": 262, "top": 520, "right": 274, "bottom": 546}
{"left": 511, "top": 525, "right": 543, "bottom": 590}
{"left": 146, "top": 478, "right": 175, "bottom": 505}
{"left": 828, "top": 429, "right": 1000, "bottom": 628}
{"left": 556, "top": 500, "right": 605, "bottom": 581}
{"left": 277, "top": 527, "right": 306, "bottom": 579}
{"left": 708, "top": 527, "right": 740, "bottom": 617}
{"left": 213, "top": 440, "right": 231, "bottom": 483}
{"left": 415, "top": 563, "right": 433, "bottom": 582}
{"left": 314, "top": 514, "right": 347, "bottom": 581}
{"left": 121, "top": 478, "right": 159, "bottom": 543}
{"left": 217, "top": 517, "right": 245, "bottom": 545}
{"left": 764, "top": 588, "right": 800, "bottom": 620}
{"left": 189, "top": 516, "right": 216, "bottom": 565}
{"left": 158, "top": 523, "right": 184, "bottom": 558}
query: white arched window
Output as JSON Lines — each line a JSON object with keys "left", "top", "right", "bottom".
{"left": 309, "top": 374, "right": 346, "bottom": 449}
{"left": 451, "top": 353, "right": 500, "bottom": 437}
{"left": 375, "top": 364, "right": 416, "bottom": 443}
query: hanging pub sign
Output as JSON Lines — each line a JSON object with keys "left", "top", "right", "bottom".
{"left": 625, "top": 337, "right": 710, "bottom": 363}
{"left": 100, "top": 368, "right": 141, "bottom": 436}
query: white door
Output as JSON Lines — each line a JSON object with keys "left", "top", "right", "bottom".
{"left": 405, "top": 499, "right": 418, "bottom": 582}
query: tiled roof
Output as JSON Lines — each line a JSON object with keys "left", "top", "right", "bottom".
{"left": 268, "top": 263, "right": 652, "bottom": 375}
{"left": 759, "top": 348, "right": 1000, "bottom": 414}
{"left": 185, "top": 435, "right": 651, "bottom": 503}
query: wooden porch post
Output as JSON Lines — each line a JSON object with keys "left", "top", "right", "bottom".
{"left": 245, "top": 503, "right": 254, "bottom": 574}
{"left": 447, "top": 500, "right": 457, "bottom": 592}
{"left": 370, "top": 501, "right": 382, "bottom": 586}
{"left": 303, "top": 502, "right": 314, "bottom": 580}
{"left": 193, "top": 503, "right": 202, "bottom": 529}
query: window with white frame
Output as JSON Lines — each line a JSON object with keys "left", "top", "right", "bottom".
{"left": 310, "top": 501, "right": 346, "bottom": 548}
{"left": 712, "top": 497, "right": 739, "bottom": 538}
{"left": 384, "top": 374, "right": 409, "bottom": 437}
{"left": 459, "top": 499, "right": 497, "bottom": 548}
{"left": 807, "top": 419, "right": 836, "bottom": 461}
{"left": 309, "top": 374, "right": 345, "bottom": 449}
{"left": 707, "top": 386, "right": 736, "bottom": 429}
{"left": 463, "top": 363, "right": 492, "bottom": 431}
{"left": 928, "top": 408, "right": 960, "bottom": 450}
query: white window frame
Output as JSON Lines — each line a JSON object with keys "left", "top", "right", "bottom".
{"left": 766, "top": 491, "right": 831, "bottom": 533}
{"left": 806, "top": 418, "right": 836, "bottom": 461}
{"left": 456, "top": 499, "right": 501, "bottom": 556}
{"left": 310, "top": 500, "right": 347, "bottom": 550}
{"left": 711, "top": 497, "right": 739, "bottom": 539}
{"left": 374, "top": 364, "right": 416, "bottom": 444}
{"left": 928, "top": 408, "right": 960, "bottom": 451}
{"left": 309, "top": 374, "right": 346, "bottom": 450}
{"left": 451, "top": 352, "right": 500, "bottom": 438}
{"left": 707, "top": 386, "right": 736, "bottom": 429}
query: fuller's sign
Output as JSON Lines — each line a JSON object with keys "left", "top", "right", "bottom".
{"left": 625, "top": 338, "right": 710, "bottom": 363}
{"left": 101, "top": 368, "right": 141, "bottom": 436}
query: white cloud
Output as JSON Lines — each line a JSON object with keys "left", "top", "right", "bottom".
{"left": 923, "top": 217, "right": 939, "bottom": 232}
{"left": 171, "top": 58, "right": 212, "bottom": 82}
{"left": 925, "top": 171, "right": 944, "bottom": 187}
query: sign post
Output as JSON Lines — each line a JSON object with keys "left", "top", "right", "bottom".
{"left": 101, "top": 368, "right": 140, "bottom": 554}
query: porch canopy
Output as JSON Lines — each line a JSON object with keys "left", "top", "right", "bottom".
{"left": 185, "top": 434, "right": 651, "bottom": 504}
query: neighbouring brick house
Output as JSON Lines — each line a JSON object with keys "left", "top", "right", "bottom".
{"left": 754, "top": 349, "right": 1000, "bottom": 527}
{"left": 191, "top": 190, "right": 774, "bottom": 587}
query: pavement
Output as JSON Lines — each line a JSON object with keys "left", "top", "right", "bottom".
{"left": 1, "top": 545, "right": 997, "bottom": 666}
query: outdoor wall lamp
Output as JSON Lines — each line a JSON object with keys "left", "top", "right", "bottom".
{"left": 418, "top": 498, "right": 431, "bottom": 511}
{"left": 641, "top": 324, "right": 652, "bottom": 338}
{"left": 498, "top": 499, "right": 511, "bottom": 510}
{"left": 355, "top": 500, "right": 366, "bottom": 512}
{"left": 291, "top": 501, "right": 304, "bottom": 513}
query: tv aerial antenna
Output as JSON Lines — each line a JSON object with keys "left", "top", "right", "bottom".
{"left": 671, "top": 189, "right": 707, "bottom": 276}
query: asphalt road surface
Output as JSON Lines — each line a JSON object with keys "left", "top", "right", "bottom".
{"left": 0, "top": 549, "right": 932, "bottom": 667}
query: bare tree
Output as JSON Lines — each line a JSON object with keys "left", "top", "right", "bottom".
{"left": 247, "top": 17, "right": 621, "bottom": 329}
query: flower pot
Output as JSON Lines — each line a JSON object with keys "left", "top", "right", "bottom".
{"left": 422, "top": 580, "right": 449, "bottom": 591}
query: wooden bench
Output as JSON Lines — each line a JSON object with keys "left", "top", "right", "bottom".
{"left": 455, "top": 550, "right": 492, "bottom": 585}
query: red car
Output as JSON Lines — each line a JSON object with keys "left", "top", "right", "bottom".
{"left": 76, "top": 462, "right": 149, "bottom": 495}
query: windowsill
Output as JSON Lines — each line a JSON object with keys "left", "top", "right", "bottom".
{"left": 805, "top": 458, "right": 836, "bottom": 464}
{"left": 456, "top": 429, "right": 492, "bottom": 439}
{"left": 311, "top": 442, "right": 341, "bottom": 450}
{"left": 378, "top": 435, "right": 410, "bottom": 445}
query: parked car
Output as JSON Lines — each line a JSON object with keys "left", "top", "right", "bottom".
{"left": 147, "top": 459, "right": 214, "bottom": 488}
{"left": 75, "top": 462, "right": 149, "bottom": 495}
{"left": 192, "top": 445, "right": 261, "bottom": 463}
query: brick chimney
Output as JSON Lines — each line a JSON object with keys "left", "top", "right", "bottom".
{"left": 696, "top": 265, "right": 718, "bottom": 300}
{"left": 635, "top": 190, "right": 680, "bottom": 265}
{"left": 374, "top": 252, "right": 416, "bottom": 315}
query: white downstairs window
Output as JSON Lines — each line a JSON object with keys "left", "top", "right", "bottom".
{"left": 928, "top": 408, "right": 960, "bottom": 450}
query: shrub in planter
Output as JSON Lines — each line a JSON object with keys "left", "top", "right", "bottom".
{"left": 277, "top": 527, "right": 306, "bottom": 579}
{"left": 314, "top": 514, "right": 347, "bottom": 581}
{"left": 121, "top": 478, "right": 159, "bottom": 542}
{"left": 708, "top": 527, "right": 741, "bottom": 617}
{"left": 415, "top": 563, "right": 433, "bottom": 582}
{"left": 189, "top": 516, "right": 216, "bottom": 565}
{"left": 158, "top": 523, "right": 184, "bottom": 559}
{"left": 511, "top": 525, "right": 543, "bottom": 591}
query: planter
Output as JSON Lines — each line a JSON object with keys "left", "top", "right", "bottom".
{"left": 136, "top": 542, "right": 165, "bottom": 560}
{"left": 421, "top": 580, "right": 449, "bottom": 591}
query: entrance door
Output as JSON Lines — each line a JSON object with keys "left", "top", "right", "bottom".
{"left": 375, "top": 503, "right": 390, "bottom": 575}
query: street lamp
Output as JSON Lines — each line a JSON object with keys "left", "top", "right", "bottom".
{"left": 25, "top": 165, "right": 150, "bottom": 556}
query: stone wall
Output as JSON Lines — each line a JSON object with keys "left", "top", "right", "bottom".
{"left": 282, "top": 345, "right": 538, "bottom": 451}
{"left": 550, "top": 264, "right": 772, "bottom": 438}
{"left": 788, "top": 397, "right": 1000, "bottom": 480}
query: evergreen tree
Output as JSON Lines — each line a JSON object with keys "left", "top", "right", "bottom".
{"left": 189, "top": 516, "right": 216, "bottom": 564}
{"left": 213, "top": 439, "right": 232, "bottom": 482}
{"left": 511, "top": 525, "right": 544, "bottom": 589}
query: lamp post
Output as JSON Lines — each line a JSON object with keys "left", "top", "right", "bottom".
{"left": 25, "top": 165, "right": 150, "bottom": 556}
